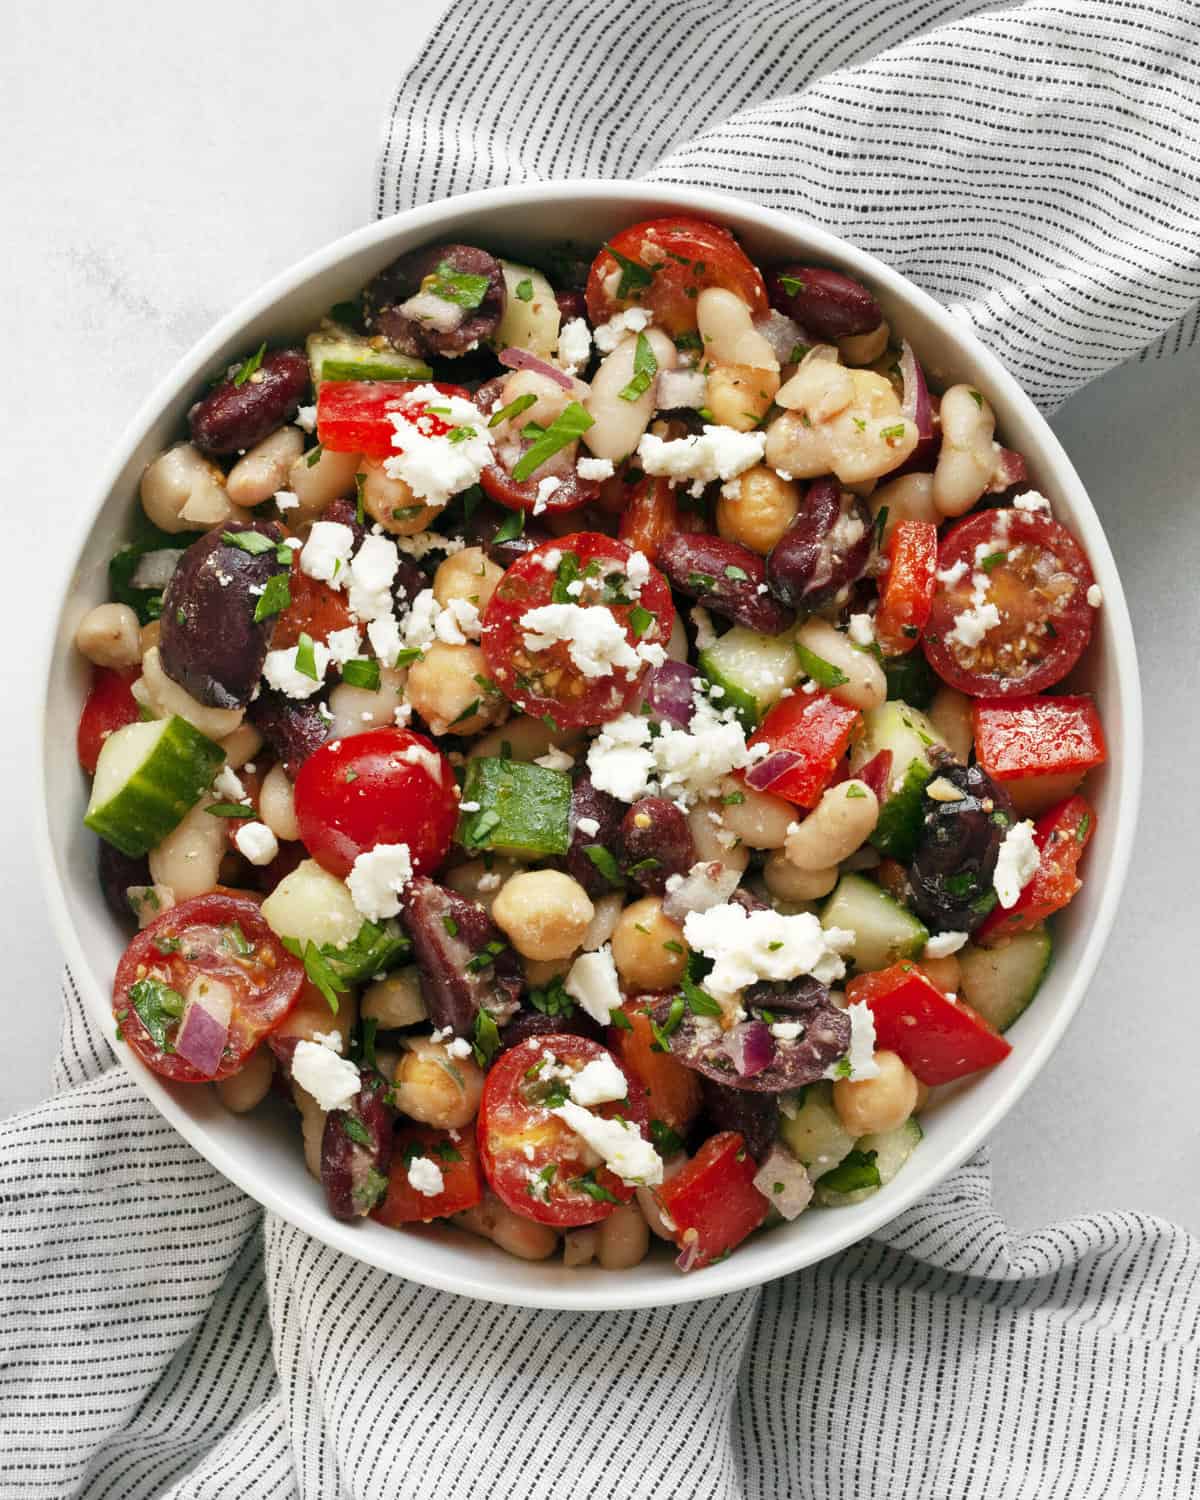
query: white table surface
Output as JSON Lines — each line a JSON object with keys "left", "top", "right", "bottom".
{"left": 4, "top": 1, "right": 1197, "bottom": 1239}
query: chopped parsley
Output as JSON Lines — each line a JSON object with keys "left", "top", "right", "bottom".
{"left": 515, "top": 278, "right": 534, "bottom": 302}
{"left": 776, "top": 274, "right": 806, "bottom": 297}
{"left": 231, "top": 342, "right": 266, "bottom": 387}
{"left": 570, "top": 1170, "right": 621, "bottom": 1205}
{"left": 489, "top": 392, "right": 538, "bottom": 428}
{"left": 649, "top": 1119, "right": 684, "bottom": 1156}
{"left": 617, "top": 333, "right": 658, "bottom": 402}
{"left": 794, "top": 641, "right": 849, "bottom": 689}
{"left": 583, "top": 845, "right": 623, "bottom": 884}
{"left": 628, "top": 604, "right": 654, "bottom": 639}
{"left": 294, "top": 632, "right": 319, "bottom": 682}
{"left": 511, "top": 401, "right": 594, "bottom": 482}
{"left": 206, "top": 802, "right": 255, "bottom": 818}
{"left": 341, "top": 658, "right": 381, "bottom": 691}
{"left": 128, "top": 977, "right": 184, "bottom": 1051}
{"left": 252, "top": 571, "right": 291, "bottom": 623}
{"left": 471, "top": 1007, "right": 502, "bottom": 1067}
{"left": 602, "top": 243, "right": 654, "bottom": 299}
{"left": 280, "top": 937, "right": 347, "bottom": 1012}
{"left": 428, "top": 261, "right": 491, "bottom": 309}
{"left": 492, "top": 509, "right": 526, "bottom": 544}
{"left": 222, "top": 529, "right": 274, "bottom": 555}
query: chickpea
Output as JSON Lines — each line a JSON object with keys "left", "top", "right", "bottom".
{"left": 869, "top": 471, "right": 938, "bottom": 543}
{"left": 933, "top": 385, "right": 996, "bottom": 517}
{"left": 784, "top": 780, "right": 879, "bottom": 871}
{"left": 611, "top": 896, "right": 687, "bottom": 993}
{"left": 794, "top": 617, "right": 886, "bottom": 712}
{"left": 75, "top": 603, "right": 141, "bottom": 670}
{"left": 215, "top": 1046, "right": 274, "bottom": 1114}
{"left": 715, "top": 776, "right": 794, "bottom": 850}
{"left": 455, "top": 1194, "right": 558, "bottom": 1260}
{"left": 406, "top": 641, "right": 502, "bottom": 737}
{"left": 920, "top": 953, "right": 961, "bottom": 994}
{"left": 763, "top": 850, "right": 839, "bottom": 903}
{"left": 140, "top": 442, "right": 240, "bottom": 533}
{"left": 327, "top": 665, "right": 407, "bottom": 739}
{"left": 392, "top": 1038, "right": 484, "bottom": 1130}
{"left": 524, "top": 955, "right": 573, "bottom": 988}
{"left": 139, "top": 619, "right": 161, "bottom": 656}
{"left": 444, "top": 857, "right": 521, "bottom": 915}
{"left": 218, "top": 722, "right": 263, "bottom": 770}
{"left": 687, "top": 803, "right": 750, "bottom": 873}
{"left": 226, "top": 426, "right": 305, "bottom": 507}
{"left": 596, "top": 1200, "right": 650, "bottom": 1269}
{"left": 928, "top": 684, "right": 973, "bottom": 764}
{"left": 492, "top": 870, "right": 594, "bottom": 961}
{"left": 833, "top": 1050, "right": 918, "bottom": 1136}
{"left": 259, "top": 762, "right": 300, "bottom": 842}
{"left": 293, "top": 1085, "right": 326, "bottom": 1180}
{"left": 705, "top": 363, "right": 780, "bottom": 432}
{"left": 716, "top": 466, "right": 800, "bottom": 554}
{"left": 285, "top": 445, "right": 361, "bottom": 524}
{"left": 433, "top": 547, "right": 503, "bottom": 615}
{"left": 361, "top": 969, "right": 427, "bottom": 1030}
{"left": 273, "top": 981, "right": 358, "bottom": 1055}
{"left": 359, "top": 455, "right": 442, "bottom": 535}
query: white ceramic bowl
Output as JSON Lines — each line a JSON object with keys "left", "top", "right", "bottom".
{"left": 37, "top": 181, "right": 1141, "bottom": 1310}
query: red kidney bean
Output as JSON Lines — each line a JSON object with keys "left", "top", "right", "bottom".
{"left": 247, "top": 691, "right": 329, "bottom": 778}
{"left": 698, "top": 1078, "right": 779, "bottom": 1162}
{"left": 320, "top": 1069, "right": 395, "bottom": 1220}
{"left": 362, "top": 244, "right": 506, "bottom": 360}
{"left": 402, "top": 876, "right": 522, "bottom": 1035}
{"left": 766, "top": 266, "right": 883, "bottom": 341}
{"left": 159, "top": 521, "right": 285, "bottom": 708}
{"left": 98, "top": 842, "right": 150, "bottom": 928}
{"left": 766, "top": 478, "right": 872, "bottom": 609}
{"left": 321, "top": 495, "right": 370, "bottom": 551}
{"left": 657, "top": 533, "right": 795, "bottom": 634}
{"left": 563, "top": 772, "right": 626, "bottom": 897}
{"left": 618, "top": 797, "right": 695, "bottom": 894}
{"left": 189, "top": 348, "right": 310, "bottom": 456}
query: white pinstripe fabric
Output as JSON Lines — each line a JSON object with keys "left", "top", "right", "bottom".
{"left": 6, "top": 4, "right": 1200, "bottom": 1493}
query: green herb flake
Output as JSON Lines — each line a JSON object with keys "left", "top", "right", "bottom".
{"left": 280, "top": 937, "right": 347, "bottom": 1013}
{"left": 341, "top": 657, "right": 381, "bottom": 691}
{"left": 608, "top": 1007, "right": 633, "bottom": 1031}
{"left": 530, "top": 977, "right": 575, "bottom": 1019}
{"left": 433, "top": 1141, "right": 464, "bottom": 1163}
{"left": 722, "top": 790, "right": 745, "bottom": 806}
{"left": 305, "top": 444, "right": 324, "bottom": 469}
{"left": 253, "top": 571, "right": 291, "bottom": 624}
{"left": 207, "top": 802, "right": 255, "bottom": 818}
{"left": 128, "top": 977, "right": 184, "bottom": 1052}
{"left": 428, "top": 261, "right": 490, "bottom": 310}
{"left": 681, "top": 973, "right": 722, "bottom": 1017}
{"left": 628, "top": 604, "right": 655, "bottom": 639}
{"left": 353, "top": 1167, "right": 389, "bottom": 1211}
{"left": 845, "top": 784, "right": 868, "bottom": 799}
{"left": 489, "top": 392, "right": 538, "bottom": 429}
{"left": 472, "top": 1008, "right": 502, "bottom": 1067}
{"left": 649, "top": 1119, "right": 685, "bottom": 1156}
{"left": 570, "top": 1169, "right": 622, "bottom": 1205}
{"left": 1077, "top": 812, "right": 1091, "bottom": 843}
{"left": 969, "top": 389, "right": 984, "bottom": 409}
{"left": 222, "top": 529, "right": 275, "bottom": 555}
{"left": 492, "top": 509, "right": 526, "bottom": 544}
{"left": 880, "top": 422, "right": 907, "bottom": 444}
{"left": 354, "top": 471, "right": 367, "bottom": 526}
{"left": 583, "top": 845, "right": 623, "bottom": 884}
{"left": 342, "top": 1115, "right": 371, "bottom": 1148}
{"left": 294, "top": 632, "right": 319, "bottom": 682}
{"left": 777, "top": 274, "right": 806, "bottom": 297}
{"left": 511, "top": 402, "right": 594, "bottom": 482}
{"left": 515, "top": 278, "right": 534, "bottom": 302}
{"left": 724, "top": 564, "right": 748, "bottom": 582}
{"left": 687, "top": 570, "right": 717, "bottom": 594}
{"left": 231, "top": 343, "right": 266, "bottom": 388}
{"left": 788, "top": 342, "right": 811, "bottom": 363}
{"left": 617, "top": 332, "right": 658, "bottom": 403}
{"left": 449, "top": 699, "right": 481, "bottom": 726}
{"left": 980, "top": 551, "right": 1008, "bottom": 573}
{"left": 602, "top": 243, "right": 654, "bottom": 299}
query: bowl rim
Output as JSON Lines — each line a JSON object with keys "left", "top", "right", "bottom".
{"left": 34, "top": 178, "right": 1143, "bottom": 1310}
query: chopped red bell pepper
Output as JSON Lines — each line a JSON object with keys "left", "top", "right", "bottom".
{"left": 746, "top": 692, "right": 861, "bottom": 808}
{"left": 855, "top": 748, "right": 893, "bottom": 805}
{"left": 371, "top": 1125, "right": 483, "bottom": 1225}
{"left": 973, "top": 695, "right": 1107, "bottom": 781}
{"left": 975, "top": 794, "right": 1095, "bottom": 945}
{"left": 655, "top": 1131, "right": 769, "bottom": 1270}
{"left": 617, "top": 474, "right": 705, "bottom": 562}
{"left": 847, "top": 962, "right": 1012, "bottom": 1086}
{"left": 874, "top": 519, "right": 938, "bottom": 655}
{"left": 316, "top": 380, "right": 472, "bottom": 461}
{"left": 77, "top": 666, "right": 141, "bottom": 774}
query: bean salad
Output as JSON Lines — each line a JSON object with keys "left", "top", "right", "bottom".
{"left": 75, "top": 216, "right": 1106, "bottom": 1272}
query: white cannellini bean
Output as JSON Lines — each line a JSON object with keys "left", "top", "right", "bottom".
{"left": 226, "top": 426, "right": 305, "bottom": 507}
{"left": 666, "top": 612, "right": 689, "bottom": 662}
{"left": 444, "top": 857, "right": 521, "bottom": 915}
{"left": 140, "top": 443, "right": 241, "bottom": 533}
{"left": 259, "top": 762, "right": 301, "bottom": 842}
{"left": 148, "top": 797, "right": 227, "bottom": 900}
{"left": 455, "top": 1196, "right": 559, "bottom": 1261}
{"left": 75, "top": 603, "right": 141, "bottom": 670}
{"left": 584, "top": 328, "right": 677, "bottom": 462}
{"left": 292, "top": 1084, "right": 327, "bottom": 1180}
{"left": 763, "top": 850, "right": 839, "bottom": 903}
{"left": 784, "top": 781, "right": 879, "bottom": 871}
{"left": 715, "top": 776, "right": 795, "bottom": 850}
{"left": 215, "top": 1047, "right": 274, "bottom": 1114}
{"left": 218, "top": 722, "right": 263, "bottom": 770}
{"left": 563, "top": 1227, "right": 599, "bottom": 1268}
{"left": 468, "top": 715, "right": 584, "bottom": 763}
{"left": 140, "top": 646, "right": 245, "bottom": 739}
{"left": 928, "top": 684, "right": 974, "bottom": 764}
{"left": 696, "top": 288, "right": 779, "bottom": 370}
{"left": 838, "top": 319, "right": 890, "bottom": 367}
{"left": 933, "top": 385, "right": 996, "bottom": 516}
{"left": 596, "top": 1200, "right": 650, "bottom": 1269}
{"left": 327, "top": 666, "right": 407, "bottom": 739}
{"left": 687, "top": 803, "right": 751, "bottom": 873}
{"left": 868, "top": 471, "right": 938, "bottom": 542}
{"left": 793, "top": 617, "right": 886, "bottom": 712}
{"left": 636, "top": 1153, "right": 688, "bottom": 1241}
{"left": 285, "top": 445, "right": 361, "bottom": 523}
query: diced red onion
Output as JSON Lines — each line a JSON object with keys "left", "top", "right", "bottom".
{"left": 498, "top": 347, "right": 574, "bottom": 390}
{"left": 855, "top": 748, "right": 893, "bottom": 805}
{"left": 725, "top": 1019, "right": 776, "bottom": 1079}
{"left": 752, "top": 1144, "right": 813, "bottom": 1221}
{"left": 662, "top": 860, "right": 742, "bottom": 923}
{"left": 639, "top": 660, "right": 698, "bottom": 728}
{"left": 130, "top": 549, "right": 184, "bottom": 591}
{"left": 175, "top": 978, "right": 233, "bottom": 1077}
{"left": 657, "top": 369, "right": 708, "bottom": 410}
{"left": 754, "top": 308, "right": 806, "bottom": 364}
{"left": 899, "top": 340, "right": 933, "bottom": 442}
{"left": 675, "top": 1230, "right": 702, "bottom": 1273}
{"left": 745, "top": 749, "right": 802, "bottom": 793}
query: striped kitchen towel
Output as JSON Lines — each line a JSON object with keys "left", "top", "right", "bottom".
{"left": 6, "top": 2, "right": 1200, "bottom": 1495}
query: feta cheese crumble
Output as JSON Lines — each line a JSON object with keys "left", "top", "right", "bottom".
{"left": 383, "top": 385, "right": 493, "bottom": 507}
{"left": 550, "top": 1101, "right": 663, "bottom": 1185}
{"left": 1013, "top": 490, "right": 1052, "bottom": 514}
{"left": 347, "top": 535, "right": 401, "bottom": 622}
{"left": 292, "top": 1040, "right": 360, "bottom": 1113}
{"left": 1087, "top": 584, "right": 1103, "bottom": 607}
{"left": 587, "top": 692, "right": 767, "bottom": 806}
{"left": 521, "top": 603, "right": 641, "bottom": 679}
{"left": 557, "top": 317, "right": 592, "bottom": 374}
{"left": 576, "top": 456, "right": 615, "bottom": 482}
{"left": 682, "top": 902, "right": 854, "bottom": 1000}
{"left": 924, "top": 930, "right": 969, "bottom": 958}
{"left": 637, "top": 425, "right": 767, "bottom": 498}
{"left": 212, "top": 766, "right": 247, "bottom": 803}
{"left": 993, "top": 820, "right": 1040, "bottom": 908}
{"left": 568, "top": 1054, "right": 629, "bottom": 1107}
{"left": 261, "top": 641, "right": 331, "bottom": 699}
{"left": 848, "top": 612, "right": 875, "bottom": 647}
{"left": 294, "top": 404, "right": 317, "bottom": 434}
{"left": 563, "top": 946, "right": 622, "bottom": 1025}
{"left": 347, "top": 842, "right": 414, "bottom": 921}
{"left": 407, "top": 1155, "right": 445, "bottom": 1197}
{"left": 533, "top": 745, "right": 576, "bottom": 772}
{"left": 593, "top": 306, "right": 652, "bottom": 353}
{"left": 300, "top": 521, "right": 355, "bottom": 588}
{"left": 233, "top": 821, "right": 279, "bottom": 867}
{"left": 826, "top": 1001, "right": 880, "bottom": 1081}
{"left": 274, "top": 490, "right": 300, "bottom": 511}
{"left": 945, "top": 568, "right": 1001, "bottom": 650}
{"left": 326, "top": 626, "right": 363, "bottom": 665}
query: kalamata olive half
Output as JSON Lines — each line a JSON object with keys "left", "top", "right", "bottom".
{"left": 189, "top": 348, "right": 310, "bottom": 456}
{"left": 158, "top": 521, "right": 284, "bottom": 709}
{"left": 698, "top": 1078, "right": 779, "bottom": 1162}
{"left": 563, "top": 772, "right": 626, "bottom": 897}
{"left": 98, "top": 841, "right": 150, "bottom": 928}
{"left": 766, "top": 478, "right": 872, "bottom": 610}
{"left": 402, "top": 876, "right": 522, "bottom": 1035}
{"left": 657, "top": 532, "right": 795, "bottom": 634}
{"left": 246, "top": 690, "right": 329, "bottom": 778}
{"left": 362, "top": 244, "right": 506, "bottom": 360}
{"left": 462, "top": 500, "right": 555, "bottom": 570}
{"left": 655, "top": 993, "right": 849, "bottom": 1093}
{"left": 766, "top": 266, "right": 883, "bottom": 341}
{"left": 907, "top": 759, "right": 1016, "bottom": 933}
{"left": 498, "top": 1006, "right": 604, "bottom": 1054}
{"left": 320, "top": 1070, "right": 395, "bottom": 1221}
{"left": 618, "top": 797, "right": 695, "bottom": 894}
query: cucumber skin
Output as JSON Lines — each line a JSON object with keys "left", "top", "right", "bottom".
{"left": 870, "top": 756, "right": 933, "bottom": 861}
{"left": 821, "top": 872, "right": 928, "bottom": 974}
{"left": 814, "top": 1118, "right": 923, "bottom": 1207}
{"left": 85, "top": 717, "right": 225, "bottom": 858}
{"left": 457, "top": 758, "right": 572, "bottom": 858}
{"left": 696, "top": 648, "right": 761, "bottom": 730}
{"left": 883, "top": 653, "right": 936, "bottom": 711}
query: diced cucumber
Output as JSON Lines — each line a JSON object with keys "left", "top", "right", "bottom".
{"left": 457, "top": 757, "right": 571, "bottom": 858}
{"left": 821, "top": 872, "right": 928, "bottom": 974}
{"left": 958, "top": 927, "right": 1052, "bottom": 1032}
{"left": 814, "top": 1118, "right": 923, "bottom": 1207}
{"left": 850, "top": 700, "right": 944, "bottom": 861}
{"left": 85, "top": 716, "right": 225, "bottom": 858}
{"left": 306, "top": 326, "right": 432, "bottom": 385}
{"left": 882, "top": 651, "right": 937, "bottom": 710}
{"left": 261, "top": 858, "right": 408, "bottom": 982}
{"left": 697, "top": 624, "right": 802, "bottom": 730}
{"left": 493, "top": 261, "right": 561, "bottom": 359}
{"left": 778, "top": 1082, "right": 855, "bottom": 1176}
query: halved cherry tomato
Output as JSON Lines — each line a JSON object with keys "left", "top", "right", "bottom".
{"left": 372, "top": 1125, "right": 484, "bottom": 1225}
{"left": 480, "top": 532, "right": 675, "bottom": 728}
{"left": 847, "top": 962, "right": 1011, "bottom": 1086}
{"left": 924, "top": 510, "right": 1095, "bottom": 697}
{"left": 874, "top": 519, "right": 938, "bottom": 655}
{"left": 77, "top": 666, "right": 140, "bottom": 774}
{"left": 585, "top": 217, "right": 768, "bottom": 336}
{"left": 316, "top": 380, "right": 472, "bottom": 460}
{"left": 654, "top": 1132, "right": 769, "bottom": 1270}
{"left": 608, "top": 1002, "right": 701, "bottom": 1134}
{"left": 293, "top": 727, "right": 458, "bottom": 879}
{"left": 617, "top": 474, "right": 706, "bottom": 563}
{"left": 271, "top": 557, "right": 356, "bottom": 650}
{"left": 745, "top": 691, "right": 862, "bottom": 808}
{"left": 113, "top": 893, "right": 305, "bottom": 1082}
{"left": 976, "top": 794, "right": 1095, "bottom": 945}
{"left": 477, "top": 1034, "right": 650, "bottom": 1227}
